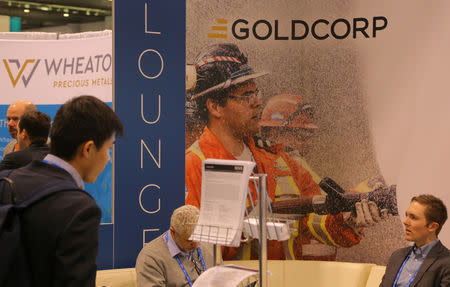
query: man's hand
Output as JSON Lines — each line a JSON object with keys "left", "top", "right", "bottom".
{"left": 343, "top": 199, "right": 389, "bottom": 231}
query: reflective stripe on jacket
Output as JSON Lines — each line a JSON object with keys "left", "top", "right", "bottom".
{"left": 185, "top": 127, "right": 361, "bottom": 260}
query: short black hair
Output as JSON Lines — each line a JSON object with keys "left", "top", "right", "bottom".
{"left": 50, "top": 95, "right": 123, "bottom": 160}
{"left": 18, "top": 110, "right": 50, "bottom": 143}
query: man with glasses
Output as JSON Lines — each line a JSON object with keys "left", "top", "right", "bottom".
{"left": 185, "top": 43, "right": 368, "bottom": 261}
{"left": 136, "top": 205, "right": 213, "bottom": 287}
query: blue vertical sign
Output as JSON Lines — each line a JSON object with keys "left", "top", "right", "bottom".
{"left": 114, "top": 1, "right": 185, "bottom": 268}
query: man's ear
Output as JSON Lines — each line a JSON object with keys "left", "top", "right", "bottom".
{"left": 206, "top": 98, "right": 223, "bottom": 119}
{"left": 21, "top": 128, "right": 29, "bottom": 139}
{"left": 80, "top": 140, "right": 95, "bottom": 158}
{"left": 428, "top": 222, "right": 439, "bottom": 233}
{"left": 169, "top": 227, "right": 176, "bottom": 238}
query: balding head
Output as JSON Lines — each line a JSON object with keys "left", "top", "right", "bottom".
{"left": 6, "top": 100, "right": 36, "bottom": 139}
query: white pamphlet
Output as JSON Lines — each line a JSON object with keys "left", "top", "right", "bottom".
{"left": 192, "top": 265, "right": 258, "bottom": 287}
{"left": 190, "top": 159, "right": 255, "bottom": 247}
{"left": 243, "top": 217, "right": 291, "bottom": 241}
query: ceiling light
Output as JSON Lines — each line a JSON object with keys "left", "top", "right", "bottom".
{"left": 40, "top": 6, "right": 49, "bottom": 11}
{"left": 63, "top": 13, "right": 69, "bottom": 17}
{"left": 24, "top": 8, "right": 30, "bottom": 13}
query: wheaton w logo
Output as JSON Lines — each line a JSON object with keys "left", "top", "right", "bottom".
{"left": 3, "top": 59, "right": 41, "bottom": 88}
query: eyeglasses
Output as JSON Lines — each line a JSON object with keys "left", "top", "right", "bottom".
{"left": 191, "top": 251, "right": 203, "bottom": 275}
{"left": 228, "top": 89, "right": 261, "bottom": 104}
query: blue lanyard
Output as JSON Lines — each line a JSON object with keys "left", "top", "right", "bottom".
{"left": 164, "top": 232, "right": 206, "bottom": 287}
{"left": 392, "top": 249, "right": 423, "bottom": 287}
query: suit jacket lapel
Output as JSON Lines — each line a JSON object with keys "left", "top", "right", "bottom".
{"left": 386, "top": 247, "right": 412, "bottom": 285}
{"left": 411, "top": 241, "right": 443, "bottom": 286}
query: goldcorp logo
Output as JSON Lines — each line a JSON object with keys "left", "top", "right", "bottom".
{"left": 208, "top": 19, "right": 228, "bottom": 38}
{"left": 2, "top": 54, "right": 113, "bottom": 88}
{"left": 208, "top": 16, "right": 388, "bottom": 40}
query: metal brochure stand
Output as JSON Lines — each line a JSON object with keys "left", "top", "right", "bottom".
{"left": 252, "top": 174, "right": 268, "bottom": 287}
{"left": 192, "top": 173, "right": 269, "bottom": 287}
{"left": 213, "top": 174, "right": 268, "bottom": 287}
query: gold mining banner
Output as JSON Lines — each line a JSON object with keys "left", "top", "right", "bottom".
{"left": 185, "top": 0, "right": 450, "bottom": 264}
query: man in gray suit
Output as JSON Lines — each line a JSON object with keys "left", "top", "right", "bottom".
{"left": 380, "top": 194, "right": 449, "bottom": 287}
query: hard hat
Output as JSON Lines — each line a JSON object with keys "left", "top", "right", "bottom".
{"left": 187, "top": 43, "right": 268, "bottom": 99}
{"left": 260, "top": 94, "right": 318, "bottom": 129}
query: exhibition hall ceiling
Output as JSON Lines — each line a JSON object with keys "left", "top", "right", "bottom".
{"left": 0, "top": 0, "right": 112, "bottom": 30}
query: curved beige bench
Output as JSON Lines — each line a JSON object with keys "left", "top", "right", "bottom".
{"left": 96, "top": 268, "right": 137, "bottom": 287}
{"left": 226, "top": 260, "right": 376, "bottom": 287}
{"left": 96, "top": 261, "right": 386, "bottom": 287}
{"left": 365, "top": 265, "right": 387, "bottom": 287}
{"left": 284, "top": 260, "right": 374, "bottom": 287}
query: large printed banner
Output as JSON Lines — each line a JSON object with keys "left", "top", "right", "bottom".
{"left": 113, "top": 0, "right": 450, "bottom": 268}
{"left": 0, "top": 34, "right": 114, "bottom": 267}
{"left": 2, "top": 0, "right": 442, "bottom": 269}
{"left": 184, "top": 0, "right": 450, "bottom": 265}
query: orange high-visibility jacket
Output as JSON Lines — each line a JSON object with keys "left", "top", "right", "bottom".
{"left": 185, "top": 127, "right": 361, "bottom": 260}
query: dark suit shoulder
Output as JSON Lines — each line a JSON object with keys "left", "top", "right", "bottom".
{"left": 6, "top": 161, "right": 81, "bottom": 203}
{"left": 0, "top": 144, "right": 49, "bottom": 171}
{"left": 429, "top": 241, "right": 450, "bottom": 260}
{"left": 0, "top": 150, "right": 21, "bottom": 170}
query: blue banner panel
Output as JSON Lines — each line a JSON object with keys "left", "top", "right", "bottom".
{"left": 114, "top": 1, "right": 186, "bottom": 268}
{"left": 97, "top": 224, "right": 114, "bottom": 269}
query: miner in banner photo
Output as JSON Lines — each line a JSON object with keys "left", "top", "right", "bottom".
{"left": 184, "top": 42, "right": 390, "bottom": 261}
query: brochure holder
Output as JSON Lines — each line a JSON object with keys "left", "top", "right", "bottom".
{"left": 192, "top": 158, "right": 293, "bottom": 287}
{"left": 191, "top": 173, "right": 270, "bottom": 287}
{"left": 251, "top": 174, "right": 268, "bottom": 287}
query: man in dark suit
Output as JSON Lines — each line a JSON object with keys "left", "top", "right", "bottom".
{"left": 0, "top": 110, "right": 50, "bottom": 171}
{"left": 3, "top": 96, "right": 123, "bottom": 287}
{"left": 379, "top": 194, "right": 449, "bottom": 287}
